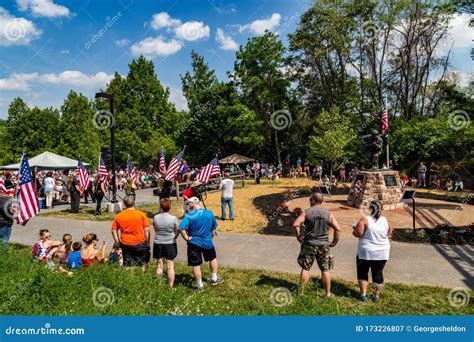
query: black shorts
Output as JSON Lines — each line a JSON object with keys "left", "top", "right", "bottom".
{"left": 356, "top": 256, "right": 387, "bottom": 284}
{"left": 153, "top": 243, "right": 177, "bottom": 260}
{"left": 121, "top": 242, "right": 150, "bottom": 267}
{"left": 187, "top": 242, "right": 216, "bottom": 266}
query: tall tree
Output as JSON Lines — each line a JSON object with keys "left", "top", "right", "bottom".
{"left": 105, "top": 56, "right": 183, "bottom": 167}
{"left": 58, "top": 91, "right": 101, "bottom": 162}
{"left": 181, "top": 51, "right": 264, "bottom": 164}
{"left": 3, "top": 98, "right": 61, "bottom": 162}
{"left": 233, "top": 32, "right": 290, "bottom": 163}
{"left": 308, "top": 106, "right": 356, "bottom": 178}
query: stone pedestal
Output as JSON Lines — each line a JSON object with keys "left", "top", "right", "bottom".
{"left": 347, "top": 170, "right": 403, "bottom": 210}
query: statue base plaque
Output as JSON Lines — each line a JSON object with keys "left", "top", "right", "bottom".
{"left": 347, "top": 170, "right": 403, "bottom": 210}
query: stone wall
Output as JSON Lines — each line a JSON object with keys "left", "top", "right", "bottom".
{"left": 347, "top": 170, "right": 404, "bottom": 210}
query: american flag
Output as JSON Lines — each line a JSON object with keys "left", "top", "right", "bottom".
{"left": 17, "top": 155, "right": 39, "bottom": 225}
{"left": 196, "top": 156, "right": 221, "bottom": 183}
{"left": 159, "top": 147, "right": 167, "bottom": 173}
{"left": 77, "top": 158, "right": 90, "bottom": 191}
{"left": 0, "top": 177, "right": 6, "bottom": 193}
{"left": 381, "top": 108, "right": 389, "bottom": 136}
{"left": 127, "top": 155, "right": 137, "bottom": 183}
{"left": 98, "top": 153, "right": 109, "bottom": 182}
{"left": 165, "top": 147, "right": 185, "bottom": 181}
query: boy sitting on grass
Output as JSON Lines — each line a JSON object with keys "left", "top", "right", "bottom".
{"left": 68, "top": 242, "right": 83, "bottom": 270}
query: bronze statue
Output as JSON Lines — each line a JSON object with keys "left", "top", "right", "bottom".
{"left": 362, "top": 129, "right": 383, "bottom": 170}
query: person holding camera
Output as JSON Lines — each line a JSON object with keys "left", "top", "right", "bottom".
{"left": 179, "top": 197, "right": 223, "bottom": 291}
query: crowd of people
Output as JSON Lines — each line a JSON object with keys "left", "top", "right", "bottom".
{"left": 22, "top": 188, "right": 390, "bottom": 301}
{"left": 0, "top": 156, "right": 467, "bottom": 302}
{"left": 30, "top": 195, "right": 223, "bottom": 290}
{"left": 400, "top": 162, "right": 465, "bottom": 191}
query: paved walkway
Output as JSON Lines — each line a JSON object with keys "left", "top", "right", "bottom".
{"left": 10, "top": 216, "right": 473, "bottom": 289}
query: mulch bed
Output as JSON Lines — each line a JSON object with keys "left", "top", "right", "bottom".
{"left": 392, "top": 226, "right": 473, "bottom": 245}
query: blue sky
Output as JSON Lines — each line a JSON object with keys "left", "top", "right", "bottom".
{"left": 0, "top": 0, "right": 472, "bottom": 118}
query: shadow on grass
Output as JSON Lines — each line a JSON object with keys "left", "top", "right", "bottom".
{"left": 255, "top": 275, "right": 298, "bottom": 292}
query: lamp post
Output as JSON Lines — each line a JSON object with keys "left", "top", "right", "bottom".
{"left": 95, "top": 92, "right": 117, "bottom": 204}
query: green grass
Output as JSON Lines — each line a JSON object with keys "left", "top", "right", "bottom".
{"left": 0, "top": 245, "right": 472, "bottom": 315}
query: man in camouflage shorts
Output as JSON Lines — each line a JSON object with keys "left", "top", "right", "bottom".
{"left": 293, "top": 193, "right": 341, "bottom": 297}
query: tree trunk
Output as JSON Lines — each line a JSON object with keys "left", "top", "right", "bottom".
{"left": 329, "top": 160, "right": 333, "bottom": 181}
{"left": 274, "top": 129, "right": 281, "bottom": 164}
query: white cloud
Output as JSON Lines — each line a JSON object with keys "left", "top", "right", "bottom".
{"left": 17, "top": 0, "right": 70, "bottom": 18}
{"left": 175, "top": 21, "right": 210, "bottom": 41}
{"left": 0, "top": 7, "right": 42, "bottom": 46}
{"left": 447, "top": 13, "right": 474, "bottom": 50}
{"left": 0, "top": 73, "right": 38, "bottom": 91}
{"left": 168, "top": 86, "right": 188, "bottom": 112}
{"left": 0, "top": 71, "right": 113, "bottom": 91}
{"left": 59, "top": 49, "right": 69, "bottom": 54}
{"left": 130, "top": 36, "right": 183, "bottom": 58}
{"left": 38, "top": 71, "right": 113, "bottom": 87}
{"left": 216, "top": 28, "right": 238, "bottom": 51}
{"left": 115, "top": 38, "right": 130, "bottom": 47}
{"left": 150, "top": 12, "right": 181, "bottom": 30}
{"left": 239, "top": 13, "right": 281, "bottom": 35}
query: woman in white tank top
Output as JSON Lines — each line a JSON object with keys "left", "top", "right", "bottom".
{"left": 353, "top": 200, "right": 392, "bottom": 302}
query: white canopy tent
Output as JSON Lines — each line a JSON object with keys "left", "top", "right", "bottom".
{"left": 0, "top": 151, "right": 91, "bottom": 171}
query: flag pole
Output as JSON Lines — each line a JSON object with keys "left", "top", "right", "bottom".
{"left": 384, "top": 96, "right": 390, "bottom": 169}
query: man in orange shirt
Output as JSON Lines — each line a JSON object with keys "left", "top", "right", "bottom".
{"left": 111, "top": 196, "right": 150, "bottom": 271}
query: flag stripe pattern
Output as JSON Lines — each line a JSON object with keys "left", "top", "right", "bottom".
{"left": 17, "top": 154, "right": 39, "bottom": 225}
{"left": 159, "top": 147, "right": 167, "bottom": 173}
{"left": 98, "top": 153, "right": 109, "bottom": 183}
{"left": 127, "top": 155, "right": 137, "bottom": 183}
{"left": 381, "top": 108, "right": 389, "bottom": 136}
{"left": 0, "top": 177, "right": 6, "bottom": 193}
{"left": 77, "top": 159, "right": 90, "bottom": 191}
{"left": 165, "top": 148, "right": 185, "bottom": 181}
{"left": 196, "top": 157, "right": 221, "bottom": 183}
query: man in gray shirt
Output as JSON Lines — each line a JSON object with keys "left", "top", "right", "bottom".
{"left": 153, "top": 198, "right": 179, "bottom": 287}
{"left": 293, "top": 192, "right": 341, "bottom": 297}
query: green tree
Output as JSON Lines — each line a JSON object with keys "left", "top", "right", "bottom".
{"left": 233, "top": 32, "right": 290, "bottom": 163}
{"left": 308, "top": 106, "right": 356, "bottom": 178}
{"left": 181, "top": 51, "right": 264, "bottom": 164}
{"left": 105, "top": 56, "right": 183, "bottom": 167}
{"left": 58, "top": 91, "right": 101, "bottom": 163}
{"left": 3, "top": 98, "right": 61, "bottom": 162}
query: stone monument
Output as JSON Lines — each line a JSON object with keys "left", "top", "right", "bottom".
{"left": 347, "top": 130, "right": 403, "bottom": 210}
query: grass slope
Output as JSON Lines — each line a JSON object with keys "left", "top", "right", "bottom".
{"left": 0, "top": 246, "right": 471, "bottom": 316}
